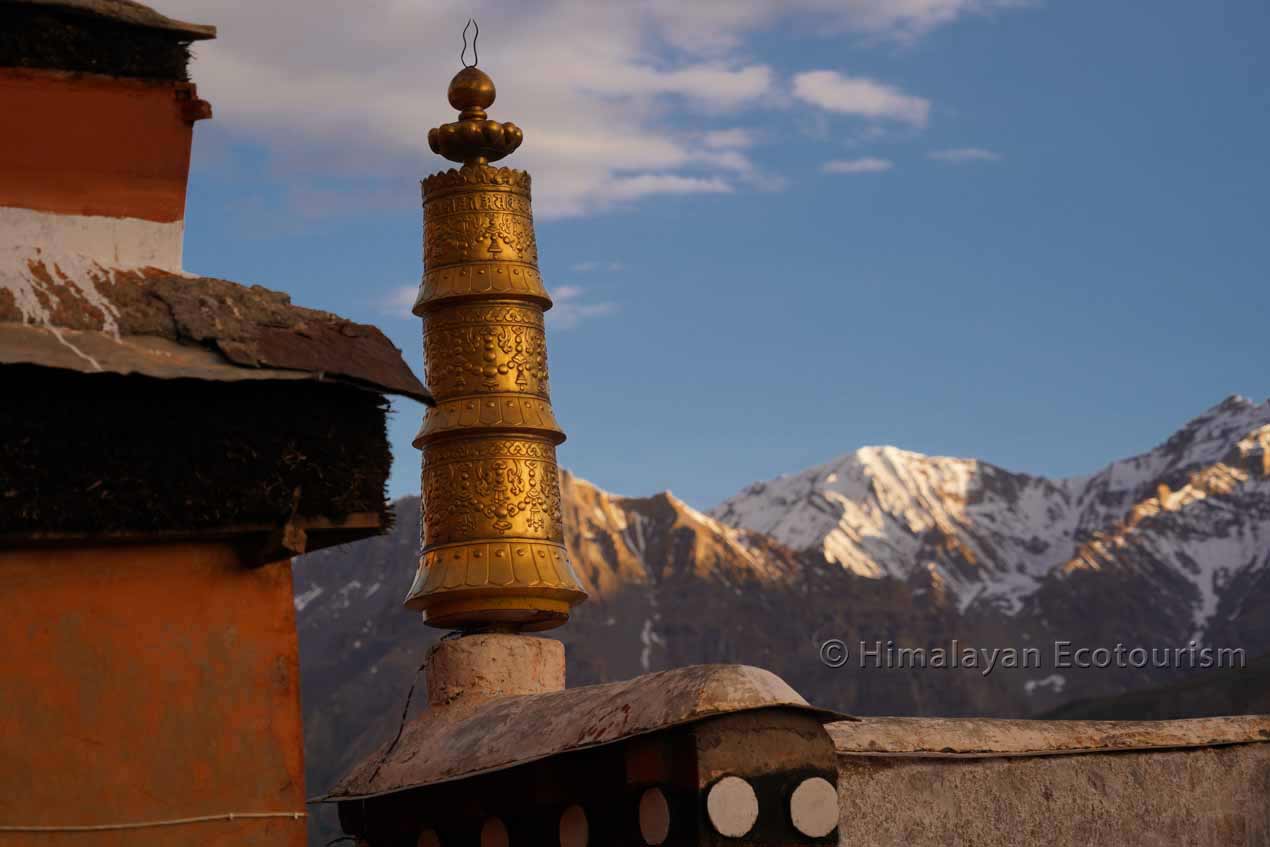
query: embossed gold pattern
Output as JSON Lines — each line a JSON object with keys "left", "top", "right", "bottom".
{"left": 424, "top": 207, "right": 538, "bottom": 268}
{"left": 421, "top": 439, "right": 563, "bottom": 545}
{"left": 409, "top": 63, "right": 586, "bottom": 630}
{"left": 425, "top": 303, "right": 549, "bottom": 399}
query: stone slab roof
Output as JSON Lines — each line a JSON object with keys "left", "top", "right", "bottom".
{"left": 0, "top": 263, "right": 431, "bottom": 403}
{"left": 8, "top": 0, "right": 216, "bottom": 39}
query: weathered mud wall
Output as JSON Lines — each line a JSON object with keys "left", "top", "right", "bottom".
{"left": 0, "top": 542, "right": 307, "bottom": 846}
{"left": 833, "top": 718, "right": 1270, "bottom": 846}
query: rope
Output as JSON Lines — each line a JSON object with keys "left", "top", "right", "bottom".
{"left": 0, "top": 811, "right": 306, "bottom": 833}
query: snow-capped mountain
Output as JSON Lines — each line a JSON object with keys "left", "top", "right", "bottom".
{"left": 294, "top": 396, "right": 1270, "bottom": 846}
{"left": 713, "top": 396, "right": 1270, "bottom": 634}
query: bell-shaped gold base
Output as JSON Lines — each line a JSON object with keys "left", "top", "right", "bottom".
{"left": 405, "top": 539, "right": 587, "bottom": 631}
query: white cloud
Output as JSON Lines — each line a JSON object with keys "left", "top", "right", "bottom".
{"left": 377, "top": 281, "right": 615, "bottom": 327}
{"left": 608, "top": 174, "right": 734, "bottom": 201}
{"left": 571, "top": 261, "right": 626, "bottom": 272}
{"left": 792, "top": 71, "right": 930, "bottom": 127}
{"left": 647, "top": 0, "right": 1032, "bottom": 49}
{"left": 581, "top": 63, "right": 773, "bottom": 109}
{"left": 834, "top": 0, "right": 1033, "bottom": 41}
{"left": 694, "top": 129, "right": 792, "bottom": 188}
{"left": 377, "top": 284, "right": 419, "bottom": 317}
{"left": 159, "top": 1, "right": 1027, "bottom": 218}
{"left": 822, "top": 157, "right": 894, "bottom": 174}
{"left": 703, "top": 128, "right": 757, "bottom": 149}
{"left": 700, "top": 149, "right": 755, "bottom": 173}
{"left": 928, "top": 147, "right": 1002, "bottom": 163}
{"left": 548, "top": 285, "right": 618, "bottom": 330}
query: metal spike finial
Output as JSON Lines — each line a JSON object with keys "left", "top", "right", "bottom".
{"left": 460, "top": 18, "right": 479, "bottom": 68}
{"left": 428, "top": 20, "right": 524, "bottom": 166}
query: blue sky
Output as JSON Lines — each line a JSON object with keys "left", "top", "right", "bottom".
{"left": 173, "top": 0, "right": 1269, "bottom": 508}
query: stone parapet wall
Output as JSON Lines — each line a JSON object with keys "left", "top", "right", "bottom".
{"left": 832, "top": 717, "right": 1270, "bottom": 846}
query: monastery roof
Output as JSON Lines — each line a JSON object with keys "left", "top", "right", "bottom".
{"left": 318, "top": 664, "right": 850, "bottom": 802}
{"left": 8, "top": 0, "right": 216, "bottom": 40}
{"left": 829, "top": 715, "right": 1270, "bottom": 758}
{"left": 0, "top": 263, "right": 432, "bottom": 404}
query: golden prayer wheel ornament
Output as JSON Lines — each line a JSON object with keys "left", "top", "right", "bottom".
{"left": 406, "top": 51, "right": 587, "bottom": 631}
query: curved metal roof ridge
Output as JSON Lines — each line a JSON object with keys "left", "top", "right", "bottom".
{"left": 316, "top": 664, "right": 852, "bottom": 802}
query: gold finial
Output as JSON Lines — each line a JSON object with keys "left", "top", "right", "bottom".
{"left": 410, "top": 28, "right": 585, "bottom": 631}
{"left": 427, "top": 20, "right": 523, "bottom": 167}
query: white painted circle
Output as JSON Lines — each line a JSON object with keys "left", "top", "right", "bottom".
{"left": 417, "top": 830, "right": 441, "bottom": 847}
{"left": 638, "top": 787, "right": 670, "bottom": 845}
{"left": 706, "top": 776, "right": 759, "bottom": 838}
{"left": 790, "top": 777, "right": 839, "bottom": 838}
{"left": 559, "top": 804, "right": 588, "bottom": 847}
{"left": 480, "top": 817, "right": 509, "bottom": 847}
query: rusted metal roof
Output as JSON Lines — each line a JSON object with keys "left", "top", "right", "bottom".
{"left": 10, "top": 0, "right": 216, "bottom": 39}
{"left": 319, "top": 664, "right": 851, "bottom": 802}
{"left": 0, "top": 264, "right": 432, "bottom": 404}
{"left": 828, "top": 715, "right": 1270, "bottom": 759}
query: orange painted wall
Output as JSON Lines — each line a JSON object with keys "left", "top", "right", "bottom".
{"left": 0, "top": 68, "right": 205, "bottom": 223}
{"left": 0, "top": 543, "right": 306, "bottom": 846}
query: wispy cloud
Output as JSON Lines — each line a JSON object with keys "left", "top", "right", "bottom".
{"left": 792, "top": 71, "right": 930, "bottom": 127}
{"left": 702, "top": 128, "right": 757, "bottom": 149}
{"left": 160, "top": 1, "right": 1029, "bottom": 219}
{"left": 608, "top": 174, "right": 734, "bottom": 202}
{"left": 580, "top": 64, "right": 773, "bottom": 108}
{"left": 822, "top": 157, "right": 894, "bottom": 174}
{"left": 694, "top": 129, "right": 790, "bottom": 190}
{"left": 842, "top": 0, "right": 1033, "bottom": 42}
{"left": 548, "top": 285, "right": 618, "bottom": 330}
{"left": 378, "top": 281, "right": 617, "bottom": 329}
{"left": 700, "top": 150, "right": 755, "bottom": 173}
{"left": 647, "top": 1, "right": 1033, "bottom": 50}
{"left": 571, "top": 261, "right": 626, "bottom": 273}
{"left": 928, "top": 147, "right": 1002, "bottom": 163}
{"left": 376, "top": 284, "right": 418, "bottom": 318}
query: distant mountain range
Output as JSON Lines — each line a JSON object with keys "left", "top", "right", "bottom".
{"left": 295, "top": 395, "right": 1270, "bottom": 845}
{"left": 714, "top": 395, "right": 1270, "bottom": 630}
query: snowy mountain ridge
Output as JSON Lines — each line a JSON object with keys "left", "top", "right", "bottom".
{"left": 296, "top": 396, "right": 1270, "bottom": 833}
{"left": 712, "top": 396, "right": 1270, "bottom": 623}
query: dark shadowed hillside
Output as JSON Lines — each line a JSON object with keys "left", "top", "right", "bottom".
{"left": 1044, "top": 651, "right": 1270, "bottom": 720}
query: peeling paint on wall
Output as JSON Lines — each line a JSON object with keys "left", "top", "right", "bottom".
{"left": 0, "top": 205, "right": 187, "bottom": 369}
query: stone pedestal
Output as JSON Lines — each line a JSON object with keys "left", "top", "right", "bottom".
{"left": 425, "top": 634, "right": 565, "bottom": 708}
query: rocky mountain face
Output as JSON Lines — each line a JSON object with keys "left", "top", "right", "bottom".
{"left": 295, "top": 395, "right": 1270, "bottom": 844}
{"left": 714, "top": 396, "right": 1270, "bottom": 630}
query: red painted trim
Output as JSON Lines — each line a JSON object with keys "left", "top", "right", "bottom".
{"left": 0, "top": 68, "right": 210, "bottom": 223}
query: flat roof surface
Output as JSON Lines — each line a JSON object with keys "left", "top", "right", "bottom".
{"left": 829, "top": 715, "right": 1270, "bottom": 759}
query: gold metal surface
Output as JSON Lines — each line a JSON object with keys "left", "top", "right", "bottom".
{"left": 427, "top": 67, "right": 523, "bottom": 167}
{"left": 409, "top": 65, "right": 585, "bottom": 630}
